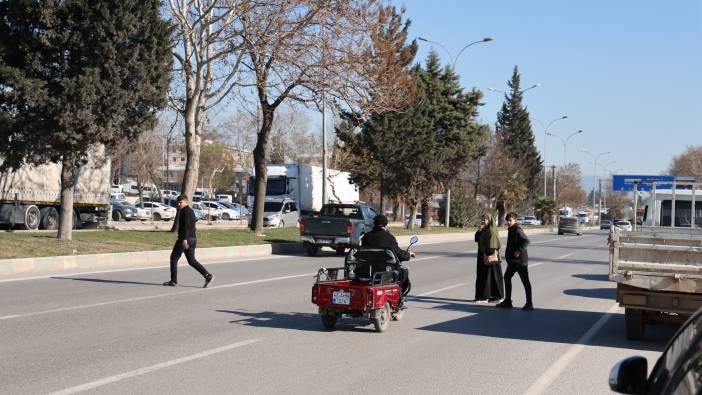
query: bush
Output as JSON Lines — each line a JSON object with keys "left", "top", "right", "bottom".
{"left": 438, "top": 188, "right": 484, "bottom": 228}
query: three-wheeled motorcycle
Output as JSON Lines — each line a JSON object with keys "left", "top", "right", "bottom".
{"left": 310, "top": 236, "right": 417, "bottom": 332}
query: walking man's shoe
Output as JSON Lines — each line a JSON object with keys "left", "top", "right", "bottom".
{"left": 522, "top": 302, "right": 534, "bottom": 311}
{"left": 163, "top": 281, "right": 177, "bottom": 286}
{"left": 496, "top": 300, "right": 513, "bottom": 308}
{"left": 203, "top": 274, "right": 215, "bottom": 288}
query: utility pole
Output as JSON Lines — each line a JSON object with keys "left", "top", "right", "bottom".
{"left": 551, "top": 165, "right": 557, "bottom": 226}
{"left": 597, "top": 178, "right": 602, "bottom": 225}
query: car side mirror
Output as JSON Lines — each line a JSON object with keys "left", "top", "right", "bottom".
{"left": 609, "top": 356, "right": 647, "bottom": 394}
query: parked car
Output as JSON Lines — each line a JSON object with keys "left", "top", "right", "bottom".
{"left": 614, "top": 220, "right": 633, "bottom": 232}
{"left": 516, "top": 216, "right": 525, "bottom": 225}
{"left": 135, "top": 206, "right": 151, "bottom": 221}
{"left": 192, "top": 201, "right": 221, "bottom": 221}
{"left": 405, "top": 213, "right": 423, "bottom": 227}
{"left": 600, "top": 220, "right": 612, "bottom": 230}
{"left": 137, "top": 201, "right": 175, "bottom": 221}
{"left": 110, "top": 193, "right": 127, "bottom": 202}
{"left": 110, "top": 199, "right": 139, "bottom": 222}
{"left": 558, "top": 217, "right": 582, "bottom": 236}
{"left": 248, "top": 199, "right": 299, "bottom": 228}
{"left": 216, "top": 194, "right": 233, "bottom": 203}
{"left": 609, "top": 307, "right": 702, "bottom": 394}
{"left": 202, "top": 201, "right": 240, "bottom": 220}
{"left": 522, "top": 216, "right": 540, "bottom": 225}
{"left": 219, "top": 201, "right": 248, "bottom": 217}
{"left": 111, "top": 184, "right": 123, "bottom": 194}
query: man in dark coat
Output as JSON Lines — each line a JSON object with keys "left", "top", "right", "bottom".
{"left": 362, "top": 215, "right": 413, "bottom": 261}
{"left": 497, "top": 212, "right": 533, "bottom": 311}
{"left": 163, "top": 195, "right": 215, "bottom": 288}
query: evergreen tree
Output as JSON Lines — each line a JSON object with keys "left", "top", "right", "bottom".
{"left": 495, "top": 66, "right": 542, "bottom": 199}
{"left": 0, "top": 0, "right": 172, "bottom": 239}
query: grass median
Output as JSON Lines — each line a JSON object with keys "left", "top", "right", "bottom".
{"left": 0, "top": 225, "right": 472, "bottom": 259}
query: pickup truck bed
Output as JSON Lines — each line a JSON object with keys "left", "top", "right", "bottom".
{"left": 609, "top": 227, "right": 702, "bottom": 339}
{"left": 300, "top": 203, "right": 376, "bottom": 256}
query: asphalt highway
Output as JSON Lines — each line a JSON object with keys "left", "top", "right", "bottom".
{"left": 0, "top": 230, "right": 678, "bottom": 394}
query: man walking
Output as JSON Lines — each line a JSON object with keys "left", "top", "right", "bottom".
{"left": 497, "top": 212, "right": 533, "bottom": 311}
{"left": 163, "top": 195, "right": 215, "bottom": 288}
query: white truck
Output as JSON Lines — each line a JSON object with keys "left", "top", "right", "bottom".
{"left": 609, "top": 181, "right": 702, "bottom": 340}
{"left": 247, "top": 164, "right": 359, "bottom": 215}
{"left": 0, "top": 147, "right": 111, "bottom": 230}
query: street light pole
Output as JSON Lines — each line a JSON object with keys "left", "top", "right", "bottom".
{"left": 418, "top": 35, "right": 493, "bottom": 228}
{"left": 534, "top": 116, "right": 568, "bottom": 196}
{"left": 581, "top": 150, "right": 610, "bottom": 223}
{"left": 546, "top": 129, "right": 583, "bottom": 166}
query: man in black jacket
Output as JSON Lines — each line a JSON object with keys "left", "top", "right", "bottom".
{"left": 497, "top": 212, "right": 533, "bottom": 311}
{"left": 362, "top": 215, "right": 414, "bottom": 261}
{"left": 163, "top": 195, "right": 215, "bottom": 288}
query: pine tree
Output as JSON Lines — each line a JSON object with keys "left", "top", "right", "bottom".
{"left": 0, "top": 0, "right": 172, "bottom": 239}
{"left": 495, "top": 66, "right": 543, "bottom": 199}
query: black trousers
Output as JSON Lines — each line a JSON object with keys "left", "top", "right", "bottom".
{"left": 170, "top": 239, "right": 209, "bottom": 283}
{"left": 504, "top": 263, "right": 532, "bottom": 304}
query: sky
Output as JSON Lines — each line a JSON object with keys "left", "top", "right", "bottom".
{"left": 399, "top": 0, "right": 702, "bottom": 191}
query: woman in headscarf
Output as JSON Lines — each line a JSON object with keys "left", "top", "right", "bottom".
{"left": 473, "top": 213, "right": 505, "bottom": 303}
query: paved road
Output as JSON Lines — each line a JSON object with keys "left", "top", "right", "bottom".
{"left": 0, "top": 230, "right": 678, "bottom": 394}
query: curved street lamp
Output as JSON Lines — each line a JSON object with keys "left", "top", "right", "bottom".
{"left": 487, "top": 83, "right": 540, "bottom": 95}
{"left": 418, "top": 35, "right": 493, "bottom": 227}
{"left": 534, "top": 115, "right": 568, "bottom": 196}
{"left": 546, "top": 129, "right": 583, "bottom": 165}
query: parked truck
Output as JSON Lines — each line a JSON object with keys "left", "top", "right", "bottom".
{"left": 247, "top": 164, "right": 359, "bottom": 215}
{"left": 609, "top": 181, "right": 702, "bottom": 340}
{"left": 300, "top": 202, "right": 378, "bottom": 256}
{"left": 0, "top": 147, "right": 111, "bottom": 230}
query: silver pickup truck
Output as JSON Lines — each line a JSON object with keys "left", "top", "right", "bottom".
{"left": 300, "top": 203, "right": 377, "bottom": 256}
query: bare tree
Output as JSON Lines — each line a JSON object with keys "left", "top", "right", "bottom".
{"left": 668, "top": 145, "right": 702, "bottom": 181}
{"left": 166, "top": 0, "right": 245, "bottom": 202}
{"left": 478, "top": 138, "right": 528, "bottom": 224}
{"left": 555, "top": 163, "right": 587, "bottom": 208}
{"left": 237, "top": 0, "right": 411, "bottom": 234}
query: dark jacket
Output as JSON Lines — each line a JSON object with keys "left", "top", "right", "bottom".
{"left": 177, "top": 205, "right": 197, "bottom": 241}
{"left": 505, "top": 224, "right": 529, "bottom": 265}
{"left": 362, "top": 226, "right": 411, "bottom": 262}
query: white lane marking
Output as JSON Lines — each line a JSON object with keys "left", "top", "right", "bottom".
{"left": 522, "top": 303, "right": 620, "bottom": 395}
{"left": 530, "top": 252, "right": 574, "bottom": 268}
{"left": 0, "top": 273, "right": 315, "bottom": 321}
{"left": 0, "top": 255, "right": 293, "bottom": 284}
{"left": 49, "top": 339, "right": 261, "bottom": 395}
{"left": 416, "top": 283, "right": 467, "bottom": 297}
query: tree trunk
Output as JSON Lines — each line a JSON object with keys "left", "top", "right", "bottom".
{"left": 250, "top": 108, "right": 274, "bottom": 235}
{"left": 420, "top": 195, "right": 431, "bottom": 229}
{"left": 392, "top": 198, "right": 400, "bottom": 222}
{"left": 407, "top": 202, "right": 417, "bottom": 230}
{"left": 496, "top": 200, "right": 505, "bottom": 227}
{"left": 58, "top": 159, "right": 76, "bottom": 240}
{"left": 172, "top": 102, "right": 202, "bottom": 233}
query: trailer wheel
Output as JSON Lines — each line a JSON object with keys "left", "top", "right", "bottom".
{"left": 625, "top": 308, "right": 645, "bottom": 340}
{"left": 40, "top": 207, "right": 59, "bottom": 230}
{"left": 320, "top": 310, "right": 338, "bottom": 330}
{"left": 372, "top": 302, "right": 391, "bottom": 332}
{"left": 22, "top": 205, "right": 40, "bottom": 230}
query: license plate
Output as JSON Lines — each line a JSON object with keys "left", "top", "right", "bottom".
{"left": 317, "top": 239, "right": 332, "bottom": 244}
{"left": 332, "top": 291, "right": 350, "bottom": 305}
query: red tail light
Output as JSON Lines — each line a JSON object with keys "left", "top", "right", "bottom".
{"left": 299, "top": 218, "right": 305, "bottom": 235}
{"left": 347, "top": 220, "right": 353, "bottom": 236}
{"left": 367, "top": 288, "right": 374, "bottom": 307}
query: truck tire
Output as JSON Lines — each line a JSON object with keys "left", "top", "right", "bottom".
{"left": 23, "top": 205, "right": 41, "bottom": 230}
{"left": 40, "top": 207, "right": 59, "bottom": 230}
{"left": 304, "top": 242, "right": 320, "bottom": 257}
{"left": 625, "top": 308, "right": 645, "bottom": 340}
{"left": 372, "top": 302, "right": 391, "bottom": 332}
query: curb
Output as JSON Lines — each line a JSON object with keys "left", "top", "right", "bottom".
{"left": 0, "top": 227, "right": 554, "bottom": 280}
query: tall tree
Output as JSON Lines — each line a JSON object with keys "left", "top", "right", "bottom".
{"left": 555, "top": 162, "right": 587, "bottom": 207}
{"left": 495, "top": 66, "right": 542, "bottom": 199}
{"left": 239, "top": 1, "right": 411, "bottom": 235}
{"left": 0, "top": 0, "right": 171, "bottom": 239}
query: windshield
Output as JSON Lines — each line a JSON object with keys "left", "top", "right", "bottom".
{"left": 263, "top": 202, "right": 283, "bottom": 212}
{"left": 320, "top": 205, "right": 363, "bottom": 219}
{"left": 615, "top": 221, "right": 630, "bottom": 226}
{"left": 525, "top": 216, "right": 536, "bottom": 220}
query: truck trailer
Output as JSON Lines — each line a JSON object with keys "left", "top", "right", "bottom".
{"left": 0, "top": 147, "right": 111, "bottom": 230}
{"left": 247, "top": 164, "right": 359, "bottom": 215}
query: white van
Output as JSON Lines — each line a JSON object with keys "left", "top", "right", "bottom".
{"left": 217, "top": 194, "right": 233, "bottom": 203}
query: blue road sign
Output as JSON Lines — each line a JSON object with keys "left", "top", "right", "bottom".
{"left": 612, "top": 175, "right": 697, "bottom": 191}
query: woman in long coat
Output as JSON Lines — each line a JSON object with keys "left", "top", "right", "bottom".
{"left": 474, "top": 213, "right": 505, "bottom": 302}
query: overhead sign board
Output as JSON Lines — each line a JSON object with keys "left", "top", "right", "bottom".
{"left": 612, "top": 175, "right": 697, "bottom": 192}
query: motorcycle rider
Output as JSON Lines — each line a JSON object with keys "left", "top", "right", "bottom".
{"left": 362, "top": 215, "right": 415, "bottom": 304}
